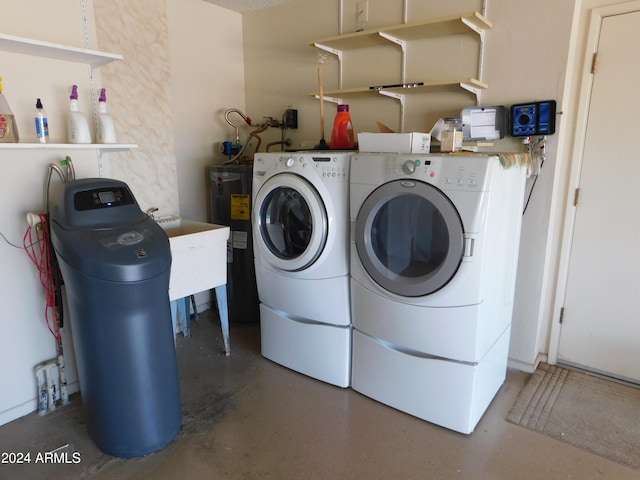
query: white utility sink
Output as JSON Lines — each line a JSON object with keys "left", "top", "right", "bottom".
{"left": 157, "top": 216, "right": 231, "bottom": 354}
{"left": 157, "top": 216, "right": 230, "bottom": 301}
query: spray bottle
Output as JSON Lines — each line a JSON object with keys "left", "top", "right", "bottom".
{"left": 34, "top": 98, "right": 50, "bottom": 143}
{"left": 0, "top": 76, "right": 19, "bottom": 143}
{"left": 96, "top": 88, "right": 117, "bottom": 144}
{"left": 67, "top": 85, "right": 91, "bottom": 144}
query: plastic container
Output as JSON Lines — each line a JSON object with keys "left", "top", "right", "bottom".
{"left": 440, "top": 117, "right": 463, "bottom": 153}
{"left": 34, "top": 98, "right": 50, "bottom": 143}
{"left": 50, "top": 178, "right": 181, "bottom": 458}
{"left": 330, "top": 104, "right": 355, "bottom": 150}
{"left": 96, "top": 88, "right": 117, "bottom": 144}
{"left": 0, "top": 76, "right": 19, "bottom": 143}
{"left": 67, "top": 85, "right": 91, "bottom": 144}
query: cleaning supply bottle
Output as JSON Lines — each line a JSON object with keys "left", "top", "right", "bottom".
{"left": 330, "top": 104, "right": 355, "bottom": 150}
{"left": 0, "top": 76, "right": 19, "bottom": 143}
{"left": 34, "top": 98, "right": 50, "bottom": 143}
{"left": 67, "top": 85, "right": 91, "bottom": 144}
{"left": 96, "top": 88, "right": 117, "bottom": 144}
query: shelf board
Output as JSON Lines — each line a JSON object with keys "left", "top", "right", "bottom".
{"left": 381, "top": 12, "right": 493, "bottom": 41}
{"left": 310, "top": 11, "right": 492, "bottom": 52}
{"left": 0, "top": 143, "right": 138, "bottom": 153}
{"left": 309, "top": 78, "right": 487, "bottom": 99}
{"left": 0, "top": 33, "right": 122, "bottom": 67}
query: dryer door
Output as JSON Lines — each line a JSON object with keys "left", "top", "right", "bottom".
{"left": 255, "top": 173, "right": 328, "bottom": 272}
{"left": 355, "top": 179, "right": 464, "bottom": 297}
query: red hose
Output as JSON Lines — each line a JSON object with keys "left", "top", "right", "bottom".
{"left": 23, "top": 214, "right": 61, "bottom": 343}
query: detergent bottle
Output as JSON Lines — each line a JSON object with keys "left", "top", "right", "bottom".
{"left": 0, "top": 76, "right": 19, "bottom": 143}
{"left": 330, "top": 104, "right": 355, "bottom": 150}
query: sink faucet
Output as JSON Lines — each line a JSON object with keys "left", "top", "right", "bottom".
{"left": 146, "top": 207, "right": 159, "bottom": 219}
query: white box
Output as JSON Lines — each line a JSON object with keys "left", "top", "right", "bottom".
{"left": 358, "top": 132, "right": 431, "bottom": 153}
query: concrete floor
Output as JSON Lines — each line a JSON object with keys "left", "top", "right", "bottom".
{"left": 1, "top": 308, "right": 639, "bottom": 480}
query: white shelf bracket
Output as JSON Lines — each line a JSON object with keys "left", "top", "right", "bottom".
{"left": 379, "top": 33, "right": 407, "bottom": 83}
{"left": 378, "top": 32, "right": 405, "bottom": 48}
{"left": 379, "top": 90, "right": 406, "bottom": 132}
{"left": 313, "top": 43, "right": 343, "bottom": 60}
{"left": 461, "top": 17, "right": 485, "bottom": 39}
{"left": 313, "top": 43, "right": 343, "bottom": 87}
{"left": 459, "top": 82, "right": 482, "bottom": 104}
{"left": 313, "top": 94, "right": 343, "bottom": 105}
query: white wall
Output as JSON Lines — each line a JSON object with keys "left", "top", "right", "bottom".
{"left": 166, "top": 0, "right": 246, "bottom": 222}
{"left": 0, "top": 0, "right": 245, "bottom": 426}
{"left": 481, "top": 0, "right": 577, "bottom": 370}
{"left": 0, "top": 0, "right": 109, "bottom": 427}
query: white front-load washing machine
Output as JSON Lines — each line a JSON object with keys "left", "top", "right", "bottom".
{"left": 253, "top": 151, "right": 352, "bottom": 387}
{"left": 349, "top": 153, "right": 526, "bottom": 433}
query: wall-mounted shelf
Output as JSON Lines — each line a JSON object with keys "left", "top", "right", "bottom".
{"left": 310, "top": 78, "right": 488, "bottom": 104}
{"left": 0, "top": 143, "right": 138, "bottom": 155}
{"left": 0, "top": 32, "right": 132, "bottom": 156}
{"left": 308, "top": 11, "right": 492, "bottom": 132}
{"left": 310, "top": 12, "right": 492, "bottom": 53}
{"left": 0, "top": 33, "right": 122, "bottom": 67}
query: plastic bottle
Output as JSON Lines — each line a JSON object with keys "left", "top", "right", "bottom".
{"left": 0, "top": 76, "right": 19, "bottom": 143}
{"left": 330, "top": 104, "right": 355, "bottom": 150}
{"left": 96, "top": 88, "right": 117, "bottom": 144}
{"left": 34, "top": 98, "right": 50, "bottom": 143}
{"left": 67, "top": 85, "right": 91, "bottom": 144}
{"left": 440, "top": 117, "right": 463, "bottom": 153}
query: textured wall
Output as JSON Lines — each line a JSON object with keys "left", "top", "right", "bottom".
{"left": 94, "top": 0, "right": 180, "bottom": 216}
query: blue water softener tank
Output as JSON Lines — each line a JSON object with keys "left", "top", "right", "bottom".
{"left": 50, "top": 178, "right": 181, "bottom": 458}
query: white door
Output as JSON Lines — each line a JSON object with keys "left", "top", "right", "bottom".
{"left": 558, "top": 8, "right": 640, "bottom": 383}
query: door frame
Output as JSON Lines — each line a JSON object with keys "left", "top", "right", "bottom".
{"left": 548, "top": 0, "right": 640, "bottom": 364}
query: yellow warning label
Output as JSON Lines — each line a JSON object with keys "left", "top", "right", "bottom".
{"left": 230, "top": 194, "right": 250, "bottom": 220}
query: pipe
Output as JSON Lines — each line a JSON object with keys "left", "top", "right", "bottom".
{"left": 266, "top": 139, "right": 293, "bottom": 152}
{"left": 249, "top": 121, "right": 270, "bottom": 153}
{"left": 224, "top": 108, "right": 253, "bottom": 144}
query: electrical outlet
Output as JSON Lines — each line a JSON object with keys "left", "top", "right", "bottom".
{"left": 356, "top": 0, "right": 369, "bottom": 24}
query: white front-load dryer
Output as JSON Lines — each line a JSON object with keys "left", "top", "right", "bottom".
{"left": 349, "top": 153, "right": 527, "bottom": 433}
{"left": 253, "top": 151, "right": 352, "bottom": 387}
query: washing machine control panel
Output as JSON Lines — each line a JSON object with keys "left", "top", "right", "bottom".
{"left": 391, "top": 157, "right": 439, "bottom": 182}
{"left": 284, "top": 153, "right": 350, "bottom": 181}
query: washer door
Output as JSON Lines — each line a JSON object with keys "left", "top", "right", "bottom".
{"left": 255, "top": 173, "right": 328, "bottom": 272}
{"left": 355, "top": 179, "right": 464, "bottom": 297}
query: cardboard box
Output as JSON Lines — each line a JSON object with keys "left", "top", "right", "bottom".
{"left": 358, "top": 132, "right": 431, "bottom": 154}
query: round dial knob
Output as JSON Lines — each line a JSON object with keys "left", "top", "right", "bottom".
{"left": 285, "top": 157, "right": 296, "bottom": 167}
{"left": 402, "top": 160, "right": 417, "bottom": 174}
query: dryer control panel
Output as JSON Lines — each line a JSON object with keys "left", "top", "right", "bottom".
{"left": 389, "top": 156, "right": 442, "bottom": 183}
{"left": 353, "top": 154, "right": 491, "bottom": 191}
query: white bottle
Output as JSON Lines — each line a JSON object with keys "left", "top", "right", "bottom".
{"left": 34, "top": 98, "right": 49, "bottom": 143}
{"left": 67, "top": 85, "right": 91, "bottom": 144}
{"left": 96, "top": 88, "right": 117, "bottom": 144}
